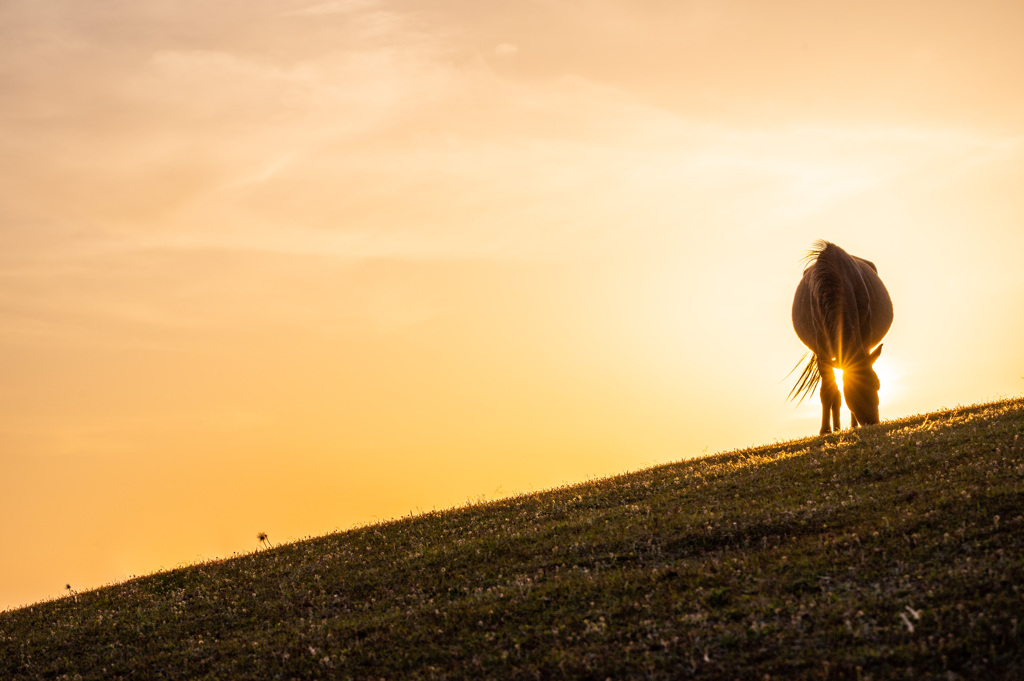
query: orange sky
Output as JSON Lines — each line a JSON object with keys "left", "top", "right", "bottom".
{"left": 3, "top": 0, "right": 1024, "bottom": 611}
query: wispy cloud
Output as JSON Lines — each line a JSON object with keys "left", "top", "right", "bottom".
{"left": 4, "top": 1, "right": 1023, "bottom": 265}
{"left": 494, "top": 43, "right": 519, "bottom": 58}
{"left": 282, "top": 0, "right": 378, "bottom": 16}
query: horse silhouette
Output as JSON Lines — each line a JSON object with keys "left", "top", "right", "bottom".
{"left": 791, "top": 241, "right": 893, "bottom": 434}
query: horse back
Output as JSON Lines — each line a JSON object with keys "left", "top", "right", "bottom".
{"left": 792, "top": 244, "right": 892, "bottom": 358}
{"left": 852, "top": 255, "right": 892, "bottom": 349}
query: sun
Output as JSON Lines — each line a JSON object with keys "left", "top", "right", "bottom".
{"left": 833, "top": 367, "right": 845, "bottom": 394}
{"left": 833, "top": 355, "right": 902, "bottom": 407}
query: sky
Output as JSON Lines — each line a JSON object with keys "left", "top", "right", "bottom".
{"left": 2, "top": 0, "right": 1024, "bottom": 611}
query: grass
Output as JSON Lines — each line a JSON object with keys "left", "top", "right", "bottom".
{"left": 2, "top": 397, "right": 1024, "bottom": 680}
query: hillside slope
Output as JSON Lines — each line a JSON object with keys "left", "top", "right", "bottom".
{"left": 2, "top": 398, "right": 1024, "bottom": 680}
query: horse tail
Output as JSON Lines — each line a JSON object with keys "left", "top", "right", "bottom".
{"left": 801, "top": 239, "right": 831, "bottom": 269}
{"left": 787, "top": 352, "right": 821, "bottom": 404}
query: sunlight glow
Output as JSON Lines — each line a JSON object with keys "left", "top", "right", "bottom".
{"left": 833, "top": 356, "right": 903, "bottom": 414}
{"left": 874, "top": 355, "right": 903, "bottom": 406}
{"left": 2, "top": 0, "right": 1024, "bottom": 613}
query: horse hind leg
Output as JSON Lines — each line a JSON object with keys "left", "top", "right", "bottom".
{"left": 818, "top": 366, "right": 841, "bottom": 434}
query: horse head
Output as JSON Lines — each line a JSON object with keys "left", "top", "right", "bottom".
{"left": 842, "top": 344, "right": 883, "bottom": 426}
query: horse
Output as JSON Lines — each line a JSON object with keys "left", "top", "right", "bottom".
{"left": 790, "top": 241, "right": 893, "bottom": 435}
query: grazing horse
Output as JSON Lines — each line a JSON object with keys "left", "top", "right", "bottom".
{"left": 791, "top": 241, "right": 893, "bottom": 434}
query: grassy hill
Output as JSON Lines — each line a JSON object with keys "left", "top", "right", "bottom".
{"left": 2, "top": 398, "right": 1024, "bottom": 680}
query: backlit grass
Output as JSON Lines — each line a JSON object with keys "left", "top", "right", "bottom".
{"left": 2, "top": 398, "right": 1023, "bottom": 679}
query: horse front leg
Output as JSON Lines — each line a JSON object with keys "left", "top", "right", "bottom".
{"left": 818, "top": 363, "right": 841, "bottom": 435}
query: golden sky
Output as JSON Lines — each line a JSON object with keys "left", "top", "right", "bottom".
{"left": 3, "top": 0, "right": 1024, "bottom": 610}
